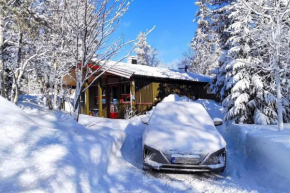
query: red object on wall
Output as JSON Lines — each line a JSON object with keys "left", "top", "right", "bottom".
{"left": 78, "top": 63, "right": 100, "bottom": 70}
{"left": 110, "top": 112, "right": 119, "bottom": 119}
{"left": 120, "top": 94, "right": 130, "bottom": 104}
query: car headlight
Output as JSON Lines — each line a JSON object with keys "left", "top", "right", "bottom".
{"left": 203, "top": 148, "right": 226, "bottom": 165}
{"left": 144, "top": 148, "right": 154, "bottom": 159}
{"left": 143, "top": 145, "right": 169, "bottom": 164}
{"left": 206, "top": 154, "right": 224, "bottom": 164}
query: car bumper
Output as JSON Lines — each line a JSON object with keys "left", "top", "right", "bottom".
{"left": 144, "top": 162, "right": 225, "bottom": 172}
{"left": 143, "top": 145, "right": 226, "bottom": 173}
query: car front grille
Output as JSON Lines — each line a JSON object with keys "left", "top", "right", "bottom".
{"left": 171, "top": 156, "right": 201, "bottom": 165}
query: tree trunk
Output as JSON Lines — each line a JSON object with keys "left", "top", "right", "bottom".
{"left": 274, "top": 12, "right": 284, "bottom": 131}
{"left": 54, "top": 83, "right": 58, "bottom": 108}
{"left": 42, "top": 78, "right": 53, "bottom": 110}
{"left": 13, "top": 85, "right": 20, "bottom": 104}
{"left": 11, "top": 31, "right": 23, "bottom": 104}
{"left": 73, "top": 88, "right": 81, "bottom": 121}
{"left": 275, "top": 64, "right": 284, "bottom": 131}
{"left": 0, "top": 11, "right": 5, "bottom": 98}
{"left": 73, "top": 0, "right": 88, "bottom": 122}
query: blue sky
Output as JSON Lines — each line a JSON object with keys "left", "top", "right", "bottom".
{"left": 114, "top": 0, "right": 198, "bottom": 68}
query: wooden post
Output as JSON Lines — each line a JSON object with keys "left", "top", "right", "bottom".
{"left": 85, "top": 82, "right": 89, "bottom": 115}
{"left": 152, "top": 82, "right": 160, "bottom": 103}
{"left": 98, "top": 84, "right": 103, "bottom": 117}
{"left": 130, "top": 80, "right": 136, "bottom": 111}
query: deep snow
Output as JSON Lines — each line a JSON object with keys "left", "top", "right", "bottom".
{"left": 0, "top": 94, "right": 289, "bottom": 193}
{"left": 228, "top": 124, "right": 290, "bottom": 188}
{"left": 0, "top": 95, "right": 192, "bottom": 192}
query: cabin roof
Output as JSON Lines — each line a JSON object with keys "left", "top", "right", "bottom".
{"left": 94, "top": 60, "right": 212, "bottom": 83}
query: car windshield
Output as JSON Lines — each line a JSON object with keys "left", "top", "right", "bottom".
{"left": 149, "top": 102, "right": 213, "bottom": 126}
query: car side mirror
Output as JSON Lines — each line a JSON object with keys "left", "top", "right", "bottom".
{"left": 141, "top": 117, "right": 149, "bottom": 125}
{"left": 213, "top": 118, "right": 223, "bottom": 126}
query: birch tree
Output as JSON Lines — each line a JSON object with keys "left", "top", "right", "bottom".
{"left": 33, "top": 0, "right": 74, "bottom": 109}
{"left": 62, "top": 0, "right": 132, "bottom": 120}
{"left": 241, "top": 0, "right": 290, "bottom": 130}
{"left": 1, "top": 0, "right": 51, "bottom": 104}
{"left": 0, "top": 6, "right": 4, "bottom": 97}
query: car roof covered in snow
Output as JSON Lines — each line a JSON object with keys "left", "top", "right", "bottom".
{"left": 143, "top": 101, "right": 226, "bottom": 154}
{"left": 149, "top": 101, "right": 213, "bottom": 126}
{"left": 93, "top": 60, "right": 212, "bottom": 83}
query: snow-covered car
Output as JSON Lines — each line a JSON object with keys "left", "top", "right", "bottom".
{"left": 142, "top": 101, "right": 226, "bottom": 173}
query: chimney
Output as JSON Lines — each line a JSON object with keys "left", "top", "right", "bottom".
{"left": 127, "top": 56, "right": 138, "bottom": 64}
{"left": 178, "top": 63, "right": 188, "bottom": 73}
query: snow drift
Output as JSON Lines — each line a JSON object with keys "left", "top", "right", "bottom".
{"left": 1, "top": 95, "right": 189, "bottom": 192}
{"left": 0, "top": 96, "right": 127, "bottom": 192}
{"left": 161, "top": 93, "right": 193, "bottom": 102}
{"left": 228, "top": 124, "right": 290, "bottom": 182}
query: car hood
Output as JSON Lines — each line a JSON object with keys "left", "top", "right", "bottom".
{"left": 143, "top": 123, "right": 226, "bottom": 156}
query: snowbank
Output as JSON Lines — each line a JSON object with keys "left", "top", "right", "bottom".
{"left": 161, "top": 93, "right": 193, "bottom": 102}
{"left": 227, "top": 124, "right": 290, "bottom": 181}
{"left": 3, "top": 94, "right": 288, "bottom": 192}
{"left": 1, "top": 96, "right": 188, "bottom": 192}
{"left": 0, "top": 96, "right": 127, "bottom": 192}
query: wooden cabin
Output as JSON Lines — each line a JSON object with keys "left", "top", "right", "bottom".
{"left": 63, "top": 60, "right": 216, "bottom": 119}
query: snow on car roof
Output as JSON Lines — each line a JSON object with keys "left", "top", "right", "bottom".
{"left": 149, "top": 101, "right": 214, "bottom": 126}
{"left": 143, "top": 101, "right": 226, "bottom": 155}
{"left": 94, "top": 60, "right": 212, "bottom": 83}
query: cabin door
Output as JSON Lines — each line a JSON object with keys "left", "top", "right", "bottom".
{"left": 108, "top": 84, "right": 119, "bottom": 119}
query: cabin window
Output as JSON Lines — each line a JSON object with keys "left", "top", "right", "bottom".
{"left": 121, "top": 83, "right": 130, "bottom": 103}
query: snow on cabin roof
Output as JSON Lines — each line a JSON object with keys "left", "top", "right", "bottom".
{"left": 96, "top": 61, "right": 212, "bottom": 83}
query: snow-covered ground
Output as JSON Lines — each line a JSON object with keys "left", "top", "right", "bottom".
{"left": 0, "top": 94, "right": 289, "bottom": 192}
{"left": 228, "top": 124, "right": 290, "bottom": 188}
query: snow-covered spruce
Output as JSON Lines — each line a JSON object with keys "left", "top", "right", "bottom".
{"left": 135, "top": 30, "right": 161, "bottom": 67}
{"left": 202, "top": 0, "right": 290, "bottom": 126}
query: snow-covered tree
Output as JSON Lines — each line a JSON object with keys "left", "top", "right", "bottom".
{"left": 208, "top": 0, "right": 290, "bottom": 128}
{"left": 0, "top": 0, "right": 139, "bottom": 119}
{"left": 0, "top": 5, "right": 4, "bottom": 97}
{"left": 188, "top": 0, "right": 222, "bottom": 76}
{"left": 208, "top": 3, "right": 234, "bottom": 97}
{"left": 135, "top": 30, "right": 160, "bottom": 67}
{"left": 33, "top": 0, "right": 75, "bottom": 109}
{"left": 60, "top": 0, "right": 132, "bottom": 120}
{"left": 219, "top": 0, "right": 255, "bottom": 123}
{"left": 0, "top": 0, "right": 51, "bottom": 103}
{"left": 238, "top": 0, "right": 290, "bottom": 130}
{"left": 187, "top": 0, "right": 290, "bottom": 127}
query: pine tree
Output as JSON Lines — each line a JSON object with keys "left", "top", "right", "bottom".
{"left": 189, "top": 0, "right": 221, "bottom": 76}
{"left": 210, "top": 0, "right": 290, "bottom": 127}
{"left": 220, "top": 0, "right": 255, "bottom": 123}
{"left": 135, "top": 31, "right": 160, "bottom": 67}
